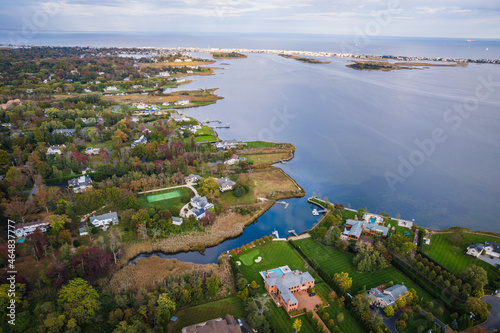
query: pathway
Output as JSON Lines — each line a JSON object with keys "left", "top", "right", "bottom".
{"left": 481, "top": 296, "right": 500, "bottom": 333}
{"left": 380, "top": 308, "right": 403, "bottom": 333}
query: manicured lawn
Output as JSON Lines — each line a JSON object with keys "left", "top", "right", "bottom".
{"left": 219, "top": 188, "right": 256, "bottom": 206}
{"left": 242, "top": 152, "right": 290, "bottom": 165}
{"left": 167, "top": 296, "right": 245, "bottom": 333}
{"left": 266, "top": 305, "right": 316, "bottom": 333}
{"left": 314, "top": 282, "right": 365, "bottom": 333}
{"left": 292, "top": 238, "right": 451, "bottom": 322}
{"left": 238, "top": 248, "right": 261, "bottom": 266}
{"left": 237, "top": 241, "right": 310, "bottom": 295}
{"left": 137, "top": 186, "right": 193, "bottom": 211}
{"left": 244, "top": 141, "right": 281, "bottom": 148}
{"left": 195, "top": 135, "right": 217, "bottom": 142}
{"left": 422, "top": 232, "right": 500, "bottom": 286}
{"left": 195, "top": 125, "right": 215, "bottom": 136}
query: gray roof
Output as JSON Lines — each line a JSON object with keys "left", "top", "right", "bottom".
{"left": 343, "top": 219, "right": 389, "bottom": 238}
{"left": 185, "top": 174, "right": 201, "bottom": 181}
{"left": 90, "top": 212, "right": 119, "bottom": 224}
{"left": 217, "top": 177, "right": 236, "bottom": 188}
{"left": 485, "top": 241, "right": 500, "bottom": 254}
{"left": 191, "top": 196, "right": 209, "bottom": 208}
{"left": 172, "top": 217, "right": 183, "bottom": 225}
{"left": 54, "top": 129, "right": 75, "bottom": 135}
{"left": 68, "top": 175, "right": 92, "bottom": 187}
{"left": 366, "top": 284, "right": 408, "bottom": 307}
{"left": 468, "top": 243, "right": 485, "bottom": 251}
{"left": 264, "top": 270, "right": 315, "bottom": 305}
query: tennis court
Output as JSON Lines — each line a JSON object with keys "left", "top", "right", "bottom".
{"left": 146, "top": 190, "right": 181, "bottom": 202}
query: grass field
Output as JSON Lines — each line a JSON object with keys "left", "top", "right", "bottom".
{"left": 137, "top": 187, "right": 193, "bottom": 211}
{"left": 239, "top": 248, "right": 261, "bottom": 266}
{"left": 195, "top": 135, "right": 217, "bottom": 142}
{"left": 244, "top": 141, "right": 281, "bottom": 149}
{"left": 146, "top": 190, "right": 181, "bottom": 202}
{"left": 292, "top": 238, "right": 451, "bottom": 322}
{"left": 422, "top": 232, "right": 500, "bottom": 286}
{"left": 242, "top": 152, "right": 290, "bottom": 165}
{"left": 167, "top": 296, "right": 244, "bottom": 333}
{"left": 266, "top": 306, "right": 316, "bottom": 333}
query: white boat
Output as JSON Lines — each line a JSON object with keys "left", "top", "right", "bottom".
{"left": 312, "top": 209, "right": 319, "bottom": 216}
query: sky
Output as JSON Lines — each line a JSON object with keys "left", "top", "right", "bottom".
{"left": 0, "top": 0, "right": 499, "bottom": 39}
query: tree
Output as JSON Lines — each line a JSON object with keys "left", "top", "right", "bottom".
{"left": 2, "top": 197, "right": 39, "bottom": 223}
{"left": 337, "top": 313, "right": 344, "bottom": 322}
{"left": 293, "top": 318, "right": 302, "bottom": 332}
{"left": 384, "top": 305, "right": 395, "bottom": 317}
{"left": 70, "top": 246, "right": 114, "bottom": 282}
{"left": 43, "top": 313, "right": 66, "bottom": 333}
{"left": 58, "top": 278, "right": 101, "bottom": 324}
{"left": 461, "top": 265, "right": 488, "bottom": 289}
{"left": 466, "top": 297, "right": 490, "bottom": 321}
{"left": 237, "top": 287, "right": 249, "bottom": 301}
{"left": 48, "top": 214, "right": 70, "bottom": 233}
{"left": 334, "top": 272, "right": 352, "bottom": 292}
{"left": 197, "top": 177, "right": 220, "bottom": 198}
{"left": 156, "top": 293, "right": 176, "bottom": 325}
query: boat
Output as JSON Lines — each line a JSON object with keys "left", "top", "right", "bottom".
{"left": 312, "top": 209, "right": 319, "bottom": 216}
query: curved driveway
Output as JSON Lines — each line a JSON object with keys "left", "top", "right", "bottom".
{"left": 481, "top": 296, "right": 500, "bottom": 333}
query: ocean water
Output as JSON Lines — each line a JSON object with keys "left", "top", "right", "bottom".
{"left": 2, "top": 31, "right": 500, "bottom": 263}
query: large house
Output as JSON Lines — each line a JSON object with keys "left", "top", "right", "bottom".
{"left": 217, "top": 177, "right": 236, "bottom": 192}
{"left": 89, "top": 212, "right": 119, "bottom": 231}
{"left": 213, "top": 140, "right": 239, "bottom": 151}
{"left": 366, "top": 284, "right": 408, "bottom": 308}
{"left": 467, "top": 241, "right": 500, "bottom": 258}
{"left": 224, "top": 154, "right": 240, "bottom": 165}
{"left": 264, "top": 268, "right": 315, "bottom": 313}
{"left": 185, "top": 174, "right": 201, "bottom": 183}
{"left": 341, "top": 219, "right": 389, "bottom": 241}
{"left": 174, "top": 99, "right": 189, "bottom": 106}
{"left": 172, "top": 217, "right": 183, "bottom": 226}
{"left": 53, "top": 129, "right": 75, "bottom": 136}
{"left": 68, "top": 175, "right": 93, "bottom": 193}
{"left": 47, "top": 145, "right": 65, "bottom": 155}
{"left": 131, "top": 135, "right": 147, "bottom": 148}
{"left": 85, "top": 147, "right": 101, "bottom": 155}
{"left": 182, "top": 314, "right": 241, "bottom": 333}
{"left": 13, "top": 220, "right": 50, "bottom": 238}
{"left": 190, "top": 196, "right": 215, "bottom": 221}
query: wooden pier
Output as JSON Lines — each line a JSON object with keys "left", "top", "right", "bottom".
{"left": 275, "top": 201, "right": 289, "bottom": 209}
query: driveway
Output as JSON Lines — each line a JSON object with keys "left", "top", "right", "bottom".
{"left": 481, "top": 296, "right": 500, "bottom": 333}
{"left": 477, "top": 254, "right": 500, "bottom": 267}
{"left": 380, "top": 308, "right": 402, "bottom": 333}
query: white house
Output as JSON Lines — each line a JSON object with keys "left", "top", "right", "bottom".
{"left": 467, "top": 243, "right": 485, "bottom": 257}
{"left": 176, "top": 78, "right": 186, "bottom": 83}
{"left": 105, "top": 86, "right": 119, "bottom": 92}
{"left": 468, "top": 241, "right": 500, "bottom": 258}
{"left": 158, "top": 71, "right": 170, "bottom": 77}
{"left": 131, "top": 135, "right": 147, "bottom": 148}
{"left": 13, "top": 220, "right": 50, "bottom": 238}
{"left": 174, "top": 99, "right": 189, "bottom": 106}
{"left": 366, "top": 284, "right": 409, "bottom": 308}
{"left": 224, "top": 154, "right": 240, "bottom": 165}
{"left": 190, "top": 196, "right": 214, "bottom": 210}
{"left": 217, "top": 177, "right": 236, "bottom": 192}
{"left": 213, "top": 139, "right": 240, "bottom": 151}
{"left": 89, "top": 212, "right": 119, "bottom": 231}
{"left": 85, "top": 147, "right": 101, "bottom": 155}
{"left": 47, "top": 145, "right": 65, "bottom": 155}
{"left": 172, "top": 217, "right": 183, "bottom": 226}
{"left": 185, "top": 174, "right": 201, "bottom": 183}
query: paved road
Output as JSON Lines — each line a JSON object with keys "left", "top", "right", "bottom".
{"left": 481, "top": 296, "right": 500, "bottom": 333}
{"left": 380, "top": 308, "right": 402, "bottom": 333}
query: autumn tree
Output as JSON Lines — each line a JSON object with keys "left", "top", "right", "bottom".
{"left": 293, "top": 318, "right": 302, "bottom": 332}
{"left": 58, "top": 278, "right": 101, "bottom": 324}
{"left": 461, "top": 265, "right": 488, "bottom": 289}
{"left": 466, "top": 297, "right": 490, "bottom": 321}
{"left": 197, "top": 177, "right": 220, "bottom": 198}
{"left": 334, "top": 272, "right": 352, "bottom": 292}
{"left": 48, "top": 214, "right": 70, "bottom": 233}
{"left": 2, "top": 197, "right": 39, "bottom": 223}
{"left": 70, "top": 247, "right": 114, "bottom": 282}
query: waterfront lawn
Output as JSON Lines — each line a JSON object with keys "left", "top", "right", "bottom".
{"left": 292, "top": 238, "right": 451, "bottom": 322}
{"left": 242, "top": 152, "right": 290, "bottom": 165}
{"left": 219, "top": 185, "right": 256, "bottom": 206}
{"left": 239, "top": 248, "right": 261, "bottom": 266}
{"left": 137, "top": 187, "right": 194, "bottom": 211}
{"left": 314, "top": 282, "right": 365, "bottom": 333}
{"left": 422, "top": 232, "right": 500, "bottom": 285}
{"left": 195, "top": 135, "right": 217, "bottom": 143}
{"left": 195, "top": 125, "right": 214, "bottom": 136}
{"left": 167, "top": 296, "right": 245, "bottom": 333}
{"left": 237, "top": 241, "right": 309, "bottom": 294}
{"left": 244, "top": 141, "right": 281, "bottom": 149}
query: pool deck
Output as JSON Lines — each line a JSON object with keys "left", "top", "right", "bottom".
{"left": 259, "top": 265, "right": 291, "bottom": 278}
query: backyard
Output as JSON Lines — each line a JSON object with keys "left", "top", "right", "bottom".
{"left": 136, "top": 186, "right": 194, "bottom": 211}
{"left": 422, "top": 232, "right": 500, "bottom": 287}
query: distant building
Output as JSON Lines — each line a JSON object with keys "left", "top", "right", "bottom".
{"left": 13, "top": 220, "right": 50, "bottom": 238}
{"left": 131, "top": 135, "right": 147, "bottom": 148}
{"left": 170, "top": 112, "right": 190, "bottom": 122}
{"left": 85, "top": 147, "right": 101, "bottom": 155}
{"left": 185, "top": 174, "right": 201, "bottom": 183}
{"left": 216, "top": 177, "right": 236, "bottom": 192}
{"left": 190, "top": 196, "right": 214, "bottom": 210}
{"left": 89, "top": 212, "right": 119, "bottom": 231}
{"left": 366, "top": 284, "right": 408, "bottom": 308}
{"left": 172, "top": 217, "right": 183, "bottom": 226}
{"left": 158, "top": 71, "right": 170, "bottom": 77}
{"left": 213, "top": 140, "right": 239, "bottom": 151}
{"left": 68, "top": 175, "right": 93, "bottom": 193}
{"left": 224, "top": 154, "right": 240, "bottom": 165}
{"left": 104, "top": 86, "right": 119, "bottom": 92}
{"left": 1, "top": 99, "right": 22, "bottom": 110}
{"left": 47, "top": 145, "right": 65, "bottom": 155}
{"left": 182, "top": 314, "right": 242, "bottom": 333}
{"left": 174, "top": 99, "right": 189, "bottom": 106}
{"left": 79, "top": 227, "right": 88, "bottom": 236}
{"left": 264, "top": 268, "right": 315, "bottom": 313}
{"left": 341, "top": 219, "right": 389, "bottom": 241}
{"left": 53, "top": 129, "right": 75, "bottom": 136}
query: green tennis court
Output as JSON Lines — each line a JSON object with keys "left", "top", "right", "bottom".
{"left": 146, "top": 190, "right": 181, "bottom": 202}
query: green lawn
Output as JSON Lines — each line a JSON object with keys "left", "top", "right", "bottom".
{"left": 244, "top": 141, "right": 281, "bottom": 148}
{"left": 292, "top": 238, "right": 451, "bottom": 322}
{"left": 314, "top": 282, "right": 365, "bottom": 333}
{"left": 219, "top": 186, "right": 256, "bottom": 206}
{"left": 195, "top": 135, "right": 217, "bottom": 143}
{"left": 266, "top": 306, "right": 316, "bottom": 333}
{"left": 422, "top": 232, "right": 500, "bottom": 286}
{"left": 195, "top": 125, "right": 215, "bottom": 136}
{"left": 238, "top": 248, "right": 261, "bottom": 266}
{"left": 167, "top": 296, "right": 245, "bottom": 333}
{"left": 137, "top": 186, "right": 193, "bottom": 211}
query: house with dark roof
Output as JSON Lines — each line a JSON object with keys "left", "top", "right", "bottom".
{"left": 13, "top": 220, "right": 50, "bottom": 238}
{"left": 213, "top": 139, "right": 239, "bottom": 151}
{"left": 467, "top": 241, "right": 500, "bottom": 258}
{"left": 190, "top": 196, "right": 214, "bottom": 210}
{"left": 341, "top": 219, "right": 389, "bottom": 241}
{"left": 466, "top": 243, "right": 485, "bottom": 257}
{"left": 53, "top": 129, "right": 75, "bottom": 136}
{"left": 366, "top": 284, "right": 408, "bottom": 308}
{"left": 68, "top": 175, "right": 93, "bottom": 193}
{"left": 131, "top": 135, "right": 147, "bottom": 148}
{"left": 264, "top": 269, "right": 315, "bottom": 313}
{"left": 185, "top": 174, "right": 201, "bottom": 183}
{"left": 182, "top": 314, "right": 242, "bottom": 333}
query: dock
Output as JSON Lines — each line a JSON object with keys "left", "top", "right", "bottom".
{"left": 201, "top": 119, "right": 222, "bottom": 124}
{"left": 275, "top": 201, "right": 289, "bottom": 209}
{"left": 288, "top": 230, "right": 299, "bottom": 238}
{"left": 209, "top": 124, "right": 230, "bottom": 129}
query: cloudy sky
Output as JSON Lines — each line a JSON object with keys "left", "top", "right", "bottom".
{"left": 1, "top": 0, "right": 499, "bottom": 38}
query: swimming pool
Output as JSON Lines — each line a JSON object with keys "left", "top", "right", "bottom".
{"left": 18, "top": 238, "right": 25, "bottom": 243}
{"left": 370, "top": 217, "right": 376, "bottom": 223}
{"left": 260, "top": 265, "right": 291, "bottom": 278}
